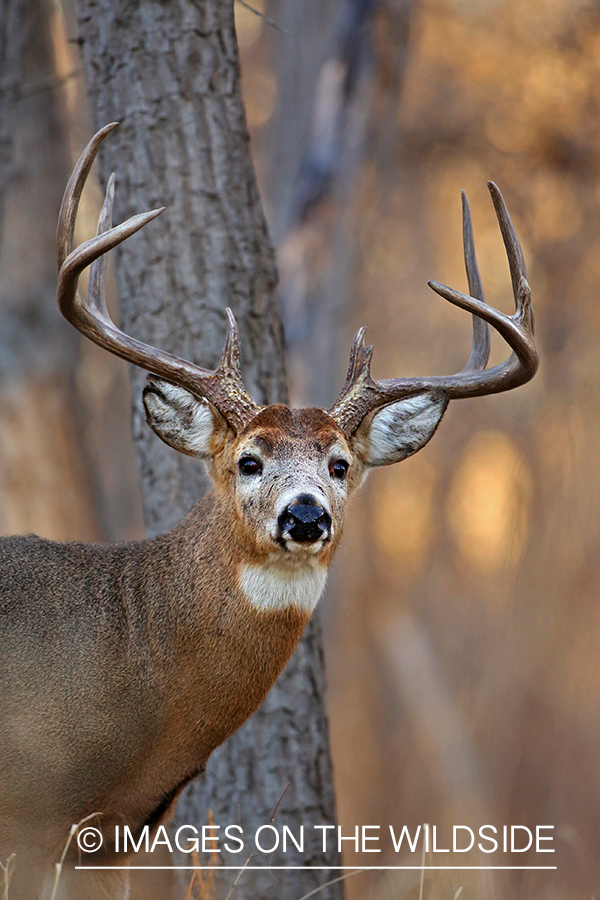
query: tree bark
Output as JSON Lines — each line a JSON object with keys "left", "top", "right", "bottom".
{"left": 75, "top": 2, "right": 342, "bottom": 897}
{"left": 265, "top": 0, "right": 377, "bottom": 409}
{"left": 0, "top": 0, "right": 28, "bottom": 223}
{"left": 0, "top": 0, "right": 103, "bottom": 543}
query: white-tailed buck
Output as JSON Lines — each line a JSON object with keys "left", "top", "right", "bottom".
{"left": 0, "top": 124, "right": 538, "bottom": 899}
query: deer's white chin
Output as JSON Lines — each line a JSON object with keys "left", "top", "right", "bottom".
{"left": 237, "top": 561, "right": 328, "bottom": 614}
{"left": 279, "top": 535, "right": 328, "bottom": 555}
{"left": 268, "top": 522, "right": 332, "bottom": 557}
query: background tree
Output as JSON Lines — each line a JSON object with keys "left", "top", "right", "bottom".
{"left": 0, "top": 0, "right": 102, "bottom": 542}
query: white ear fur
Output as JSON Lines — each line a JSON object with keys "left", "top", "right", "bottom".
{"left": 143, "top": 378, "right": 225, "bottom": 458}
{"left": 363, "top": 391, "right": 449, "bottom": 467}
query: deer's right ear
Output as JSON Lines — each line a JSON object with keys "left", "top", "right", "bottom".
{"left": 356, "top": 390, "right": 449, "bottom": 468}
{"left": 143, "top": 377, "right": 229, "bottom": 459}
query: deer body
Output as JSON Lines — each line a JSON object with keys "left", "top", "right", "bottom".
{"left": 0, "top": 125, "right": 538, "bottom": 900}
{"left": 1, "top": 408, "right": 348, "bottom": 860}
{"left": 0, "top": 498, "right": 308, "bottom": 855}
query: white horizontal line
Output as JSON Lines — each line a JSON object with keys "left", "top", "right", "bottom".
{"left": 75, "top": 865, "right": 557, "bottom": 871}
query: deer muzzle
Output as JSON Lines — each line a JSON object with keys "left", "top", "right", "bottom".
{"left": 278, "top": 496, "right": 332, "bottom": 545}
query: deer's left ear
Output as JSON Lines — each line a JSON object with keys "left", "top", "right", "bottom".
{"left": 143, "top": 376, "right": 229, "bottom": 458}
{"left": 356, "top": 390, "right": 449, "bottom": 467}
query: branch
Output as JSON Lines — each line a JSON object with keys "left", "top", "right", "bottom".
{"left": 235, "top": 0, "right": 289, "bottom": 34}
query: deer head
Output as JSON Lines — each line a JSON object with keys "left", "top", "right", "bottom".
{"left": 57, "top": 123, "right": 538, "bottom": 575}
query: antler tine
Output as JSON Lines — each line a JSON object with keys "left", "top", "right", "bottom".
{"left": 57, "top": 122, "right": 119, "bottom": 271}
{"left": 329, "top": 183, "right": 539, "bottom": 436}
{"left": 487, "top": 181, "right": 534, "bottom": 337}
{"left": 488, "top": 180, "right": 527, "bottom": 301}
{"left": 88, "top": 171, "right": 116, "bottom": 321}
{"left": 339, "top": 327, "right": 374, "bottom": 391}
{"left": 461, "top": 190, "right": 490, "bottom": 373}
{"left": 57, "top": 125, "right": 261, "bottom": 434}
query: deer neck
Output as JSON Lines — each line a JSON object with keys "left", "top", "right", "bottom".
{"left": 164, "top": 488, "right": 329, "bottom": 620}
{"left": 141, "top": 489, "right": 328, "bottom": 760}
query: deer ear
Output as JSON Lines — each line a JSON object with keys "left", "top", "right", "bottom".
{"left": 143, "top": 377, "right": 228, "bottom": 458}
{"left": 358, "top": 390, "right": 449, "bottom": 467}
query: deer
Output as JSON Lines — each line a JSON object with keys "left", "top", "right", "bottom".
{"left": 0, "top": 123, "right": 538, "bottom": 900}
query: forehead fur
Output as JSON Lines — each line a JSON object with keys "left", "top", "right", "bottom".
{"left": 240, "top": 405, "right": 345, "bottom": 448}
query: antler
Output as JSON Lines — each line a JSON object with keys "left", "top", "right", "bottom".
{"left": 328, "top": 183, "right": 539, "bottom": 435}
{"left": 57, "top": 123, "right": 262, "bottom": 434}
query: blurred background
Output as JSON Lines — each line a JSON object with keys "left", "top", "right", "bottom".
{"left": 1, "top": 0, "right": 599, "bottom": 897}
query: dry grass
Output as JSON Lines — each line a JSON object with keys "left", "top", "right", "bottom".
{"left": 184, "top": 810, "right": 221, "bottom": 900}
{"left": 0, "top": 854, "right": 16, "bottom": 900}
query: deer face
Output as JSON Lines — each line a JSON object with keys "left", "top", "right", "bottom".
{"left": 143, "top": 380, "right": 449, "bottom": 566}
{"left": 225, "top": 405, "right": 352, "bottom": 562}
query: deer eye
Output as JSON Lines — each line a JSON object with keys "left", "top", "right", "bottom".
{"left": 330, "top": 459, "right": 349, "bottom": 480}
{"left": 238, "top": 455, "right": 262, "bottom": 477}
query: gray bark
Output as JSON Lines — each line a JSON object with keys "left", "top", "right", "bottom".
{"left": 0, "top": 0, "right": 74, "bottom": 382}
{"left": 0, "top": 0, "right": 28, "bottom": 224}
{"left": 265, "top": 0, "right": 377, "bottom": 411}
{"left": 0, "top": 0, "right": 104, "bottom": 542}
{"left": 75, "top": 2, "right": 342, "bottom": 897}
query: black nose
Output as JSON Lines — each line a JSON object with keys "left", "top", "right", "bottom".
{"left": 278, "top": 495, "right": 331, "bottom": 544}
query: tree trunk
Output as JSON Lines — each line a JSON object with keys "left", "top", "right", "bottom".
{"left": 265, "top": 0, "right": 377, "bottom": 413}
{"left": 0, "top": 0, "right": 28, "bottom": 222}
{"left": 0, "top": 0, "right": 103, "bottom": 543}
{"left": 75, "top": 2, "right": 343, "bottom": 897}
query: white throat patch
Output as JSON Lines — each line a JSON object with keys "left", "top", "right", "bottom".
{"left": 238, "top": 563, "right": 327, "bottom": 614}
